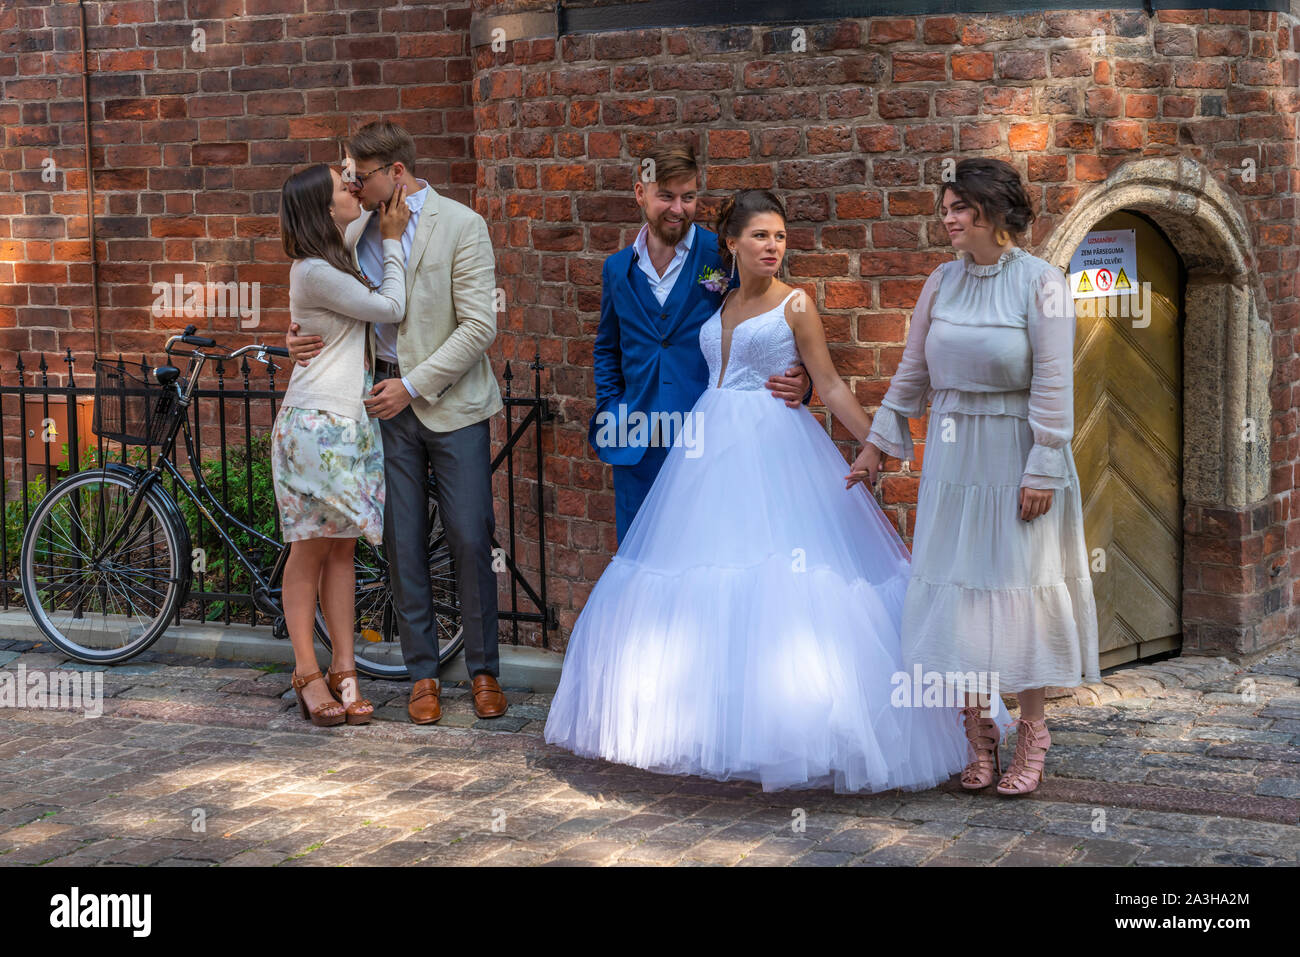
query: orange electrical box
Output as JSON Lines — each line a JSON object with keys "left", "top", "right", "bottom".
{"left": 23, "top": 395, "right": 96, "bottom": 469}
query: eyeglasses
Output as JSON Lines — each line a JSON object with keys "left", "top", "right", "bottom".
{"left": 346, "top": 162, "right": 395, "bottom": 187}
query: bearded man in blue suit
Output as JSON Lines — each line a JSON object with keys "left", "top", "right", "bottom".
{"left": 590, "top": 145, "right": 812, "bottom": 543}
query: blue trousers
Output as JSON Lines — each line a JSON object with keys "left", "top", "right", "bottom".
{"left": 612, "top": 441, "right": 670, "bottom": 545}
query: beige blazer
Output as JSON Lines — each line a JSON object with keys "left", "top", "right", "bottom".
{"left": 346, "top": 186, "right": 503, "bottom": 433}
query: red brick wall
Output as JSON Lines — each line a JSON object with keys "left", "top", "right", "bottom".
{"left": 0, "top": 0, "right": 475, "bottom": 365}
{"left": 0, "top": 0, "right": 535, "bottom": 637}
{"left": 2, "top": 2, "right": 1297, "bottom": 655}
{"left": 472, "top": 9, "right": 1299, "bottom": 653}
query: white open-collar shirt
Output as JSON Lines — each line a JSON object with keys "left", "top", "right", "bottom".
{"left": 357, "top": 178, "right": 430, "bottom": 397}
{"left": 633, "top": 221, "right": 696, "bottom": 305}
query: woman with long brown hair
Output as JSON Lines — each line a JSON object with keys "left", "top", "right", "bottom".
{"left": 849, "top": 158, "right": 1100, "bottom": 794}
{"left": 273, "top": 163, "right": 409, "bottom": 726}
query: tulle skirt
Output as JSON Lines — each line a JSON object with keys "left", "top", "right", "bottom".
{"left": 544, "top": 387, "right": 975, "bottom": 793}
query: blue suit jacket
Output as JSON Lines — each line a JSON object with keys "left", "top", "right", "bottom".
{"left": 588, "top": 226, "right": 732, "bottom": 466}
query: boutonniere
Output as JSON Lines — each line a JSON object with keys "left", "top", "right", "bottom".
{"left": 698, "top": 266, "right": 728, "bottom": 295}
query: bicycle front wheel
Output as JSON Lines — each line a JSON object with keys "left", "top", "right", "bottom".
{"left": 20, "top": 468, "right": 190, "bottom": 664}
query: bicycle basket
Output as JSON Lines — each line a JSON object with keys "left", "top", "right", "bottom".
{"left": 92, "top": 359, "right": 180, "bottom": 446}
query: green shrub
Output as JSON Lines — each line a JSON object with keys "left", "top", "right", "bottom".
{"left": 2, "top": 473, "right": 49, "bottom": 580}
{"left": 176, "top": 431, "right": 278, "bottom": 620}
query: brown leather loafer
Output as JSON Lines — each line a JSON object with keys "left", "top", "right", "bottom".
{"left": 408, "top": 678, "right": 441, "bottom": 724}
{"left": 471, "top": 673, "right": 508, "bottom": 718}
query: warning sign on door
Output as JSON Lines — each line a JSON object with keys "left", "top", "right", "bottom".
{"left": 1069, "top": 229, "right": 1137, "bottom": 301}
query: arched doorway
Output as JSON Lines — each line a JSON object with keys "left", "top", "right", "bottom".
{"left": 1071, "top": 211, "right": 1185, "bottom": 668}
{"left": 1042, "top": 156, "right": 1274, "bottom": 661}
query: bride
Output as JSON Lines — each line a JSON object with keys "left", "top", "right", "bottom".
{"left": 545, "top": 189, "right": 974, "bottom": 793}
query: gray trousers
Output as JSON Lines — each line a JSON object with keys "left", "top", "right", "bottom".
{"left": 376, "top": 379, "right": 499, "bottom": 682}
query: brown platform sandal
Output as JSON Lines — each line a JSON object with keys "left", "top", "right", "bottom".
{"left": 326, "top": 667, "right": 374, "bottom": 725}
{"left": 291, "top": 670, "right": 346, "bottom": 727}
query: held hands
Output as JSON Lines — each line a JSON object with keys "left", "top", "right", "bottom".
{"left": 379, "top": 183, "right": 410, "bottom": 240}
{"left": 1018, "top": 486, "right": 1054, "bottom": 521}
{"left": 843, "top": 439, "right": 1056, "bottom": 520}
{"left": 766, "top": 364, "right": 811, "bottom": 407}
{"left": 845, "top": 441, "right": 884, "bottom": 491}
{"left": 286, "top": 321, "right": 323, "bottom": 367}
{"left": 364, "top": 377, "right": 412, "bottom": 420}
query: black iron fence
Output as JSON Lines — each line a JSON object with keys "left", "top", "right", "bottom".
{"left": 1, "top": 348, "right": 555, "bottom": 647}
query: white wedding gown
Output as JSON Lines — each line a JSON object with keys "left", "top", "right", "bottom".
{"left": 545, "top": 289, "right": 978, "bottom": 793}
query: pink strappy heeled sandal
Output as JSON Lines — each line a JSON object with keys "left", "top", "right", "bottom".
{"left": 958, "top": 705, "right": 1001, "bottom": 789}
{"left": 996, "top": 717, "right": 1051, "bottom": 796}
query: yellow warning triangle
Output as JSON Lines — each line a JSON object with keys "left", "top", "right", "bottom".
{"left": 1076, "top": 271, "right": 1094, "bottom": 293}
{"left": 1114, "top": 268, "right": 1131, "bottom": 290}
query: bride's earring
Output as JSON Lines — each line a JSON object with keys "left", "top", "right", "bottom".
{"left": 729, "top": 252, "right": 736, "bottom": 282}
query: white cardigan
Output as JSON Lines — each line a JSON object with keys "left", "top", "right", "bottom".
{"left": 281, "top": 238, "right": 406, "bottom": 420}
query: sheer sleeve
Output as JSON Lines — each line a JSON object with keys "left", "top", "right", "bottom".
{"left": 866, "top": 262, "right": 944, "bottom": 461}
{"left": 1020, "top": 264, "right": 1075, "bottom": 490}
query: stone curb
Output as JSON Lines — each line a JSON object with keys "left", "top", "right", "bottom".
{"left": 1, "top": 608, "right": 1287, "bottom": 712}
{"left": 937, "top": 769, "right": 1300, "bottom": 825}
{"left": 0, "top": 610, "right": 565, "bottom": 692}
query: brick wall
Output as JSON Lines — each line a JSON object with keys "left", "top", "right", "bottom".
{"left": 0, "top": 0, "right": 527, "bottom": 634}
{"left": 0, "top": 0, "right": 475, "bottom": 364}
{"left": 2, "top": 2, "right": 1298, "bottom": 654}
{"left": 472, "top": 8, "right": 1300, "bottom": 652}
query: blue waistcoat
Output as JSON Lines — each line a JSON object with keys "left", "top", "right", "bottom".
{"left": 588, "top": 226, "right": 733, "bottom": 467}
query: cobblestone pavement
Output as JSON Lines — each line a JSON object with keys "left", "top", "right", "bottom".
{"left": 0, "top": 636, "right": 1297, "bottom": 867}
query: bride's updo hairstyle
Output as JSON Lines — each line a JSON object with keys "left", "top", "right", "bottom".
{"left": 717, "top": 189, "right": 787, "bottom": 273}
{"left": 934, "top": 158, "right": 1036, "bottom": 246}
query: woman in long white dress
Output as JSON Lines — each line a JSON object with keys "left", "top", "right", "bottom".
{"left": 850, "top": 158, "right": 1100, "bottom": 796}
{"left": 545, "top": 189, "right": 972, "bottom": 793}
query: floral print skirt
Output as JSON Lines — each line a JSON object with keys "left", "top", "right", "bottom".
{"left": 271, "top": 396, "right": 385, "bottom": 547}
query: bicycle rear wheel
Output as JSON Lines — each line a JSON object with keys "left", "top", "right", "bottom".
{"left": 20, "top": 468, "right": 189, "bottom": 663}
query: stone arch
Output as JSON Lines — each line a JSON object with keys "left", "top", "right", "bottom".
{"left": 1038, "top": 155, "right": 1273, "bottom": 509}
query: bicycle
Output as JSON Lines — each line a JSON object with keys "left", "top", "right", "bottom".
{"left": 19, "top": 326, "right": 463, "bottom": 679}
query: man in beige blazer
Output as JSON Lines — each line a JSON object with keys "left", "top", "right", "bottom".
{"left": 287, "top": 121, "right": 506, "bottom": 724}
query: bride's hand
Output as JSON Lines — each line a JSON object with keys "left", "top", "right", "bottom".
{"left": 846, "top": 441, "right": 884, "bottom": 490}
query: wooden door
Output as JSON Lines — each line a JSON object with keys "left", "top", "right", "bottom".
{"left": 1070, "top": 211, "right": 1184, "bottom": 668}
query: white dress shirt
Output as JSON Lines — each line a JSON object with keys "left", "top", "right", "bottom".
{"left": 633, "top": 222, "right": 695, "bottom": 306}
{"left": 357, "top": 178, "right": 430, "bottom": 397}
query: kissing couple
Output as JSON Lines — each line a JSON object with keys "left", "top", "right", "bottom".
{"left": 271, "top": 120, "right": 510, "bottom": 728}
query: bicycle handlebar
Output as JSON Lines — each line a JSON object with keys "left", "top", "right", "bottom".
{"left": 179, "top": 324, "right": 216, "bottom": 348}
{"left": 234, "top": 344, "right": 290, "bottom": 359}
{"left": 163, "top": 325, "right": 289, "bottom": 363}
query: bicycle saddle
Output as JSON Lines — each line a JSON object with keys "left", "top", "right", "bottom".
{"left": 153, "top": 365, "right": 180, "bottom": 385}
